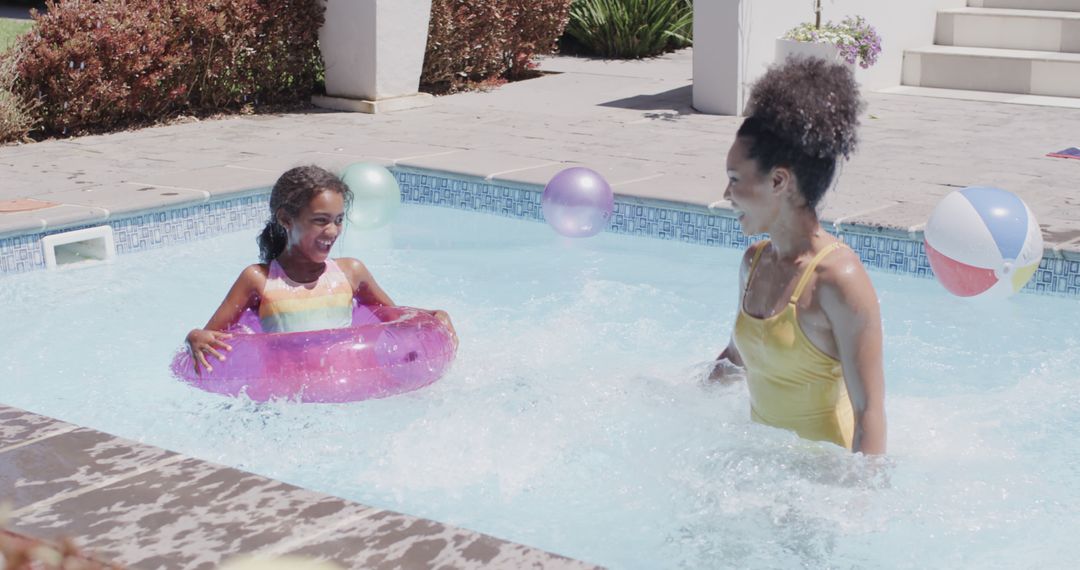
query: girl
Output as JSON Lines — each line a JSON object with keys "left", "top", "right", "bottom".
{"left": 709, "top": 58, "right": 886, "bottom": 454}
{"left": 186, "top": 165, "right": 456, "bottom": 374}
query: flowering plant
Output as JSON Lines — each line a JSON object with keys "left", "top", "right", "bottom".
{"left": 783, "top": 16, "right": 883, "bottom": 69}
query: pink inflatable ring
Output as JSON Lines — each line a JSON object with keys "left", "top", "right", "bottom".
{"left": 171, "top": 305, "right": 456, "bottom": 403}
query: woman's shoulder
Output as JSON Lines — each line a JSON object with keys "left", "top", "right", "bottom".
{"left": 741, "top": 239, "right": 769, "bottom": 263}
{"left": 816, "top": 243, "right": 863, "bottom": 277}
{"left": 814, "top": 244, "right": 877, "bottom": 309}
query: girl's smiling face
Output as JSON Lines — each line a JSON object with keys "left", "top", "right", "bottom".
{"left": 280, "top": 189, "right": 345, "bottom": 263}
{"left": 723, "top": 137, "right": 784, "bottom": 236}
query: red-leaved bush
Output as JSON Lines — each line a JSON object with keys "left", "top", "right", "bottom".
{"left": 422, "top": 0, "right": 571, "bottom": 94}
{"left": 14, "top": 0, "right": 324, "bottom": 135}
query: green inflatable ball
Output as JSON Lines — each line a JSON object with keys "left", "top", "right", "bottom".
{"left": 341, "top": 162, "right": 401, "bottom": 229}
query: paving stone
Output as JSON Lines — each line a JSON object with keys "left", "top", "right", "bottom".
{"left": 0, "top": 405, "right": 75, "bottom": 450}
{"left": 612, "top": 173, "right": 718, "bottom": 208}
{"left": 125, "top": 166, "right": 279, "bottom": 197}
{"left": 11, "top": 455, "right": 377, "bottom": 570}
{"left": 227, "top": 152, "right": 393, "bottom": 174}
{"left": 281, "top": 510, "right": 603, "bottom": 570}
{"left": 316, "top": 140, "right": 467, "bottom": 160}
{"left": 838, "top": 201, "right": 937, "bottom": 235}
{"left": 0, "top": 210, "right": 46, "bottom": 236}
{"left": 35, "top": 185, "right": 207, "bottom": 217}
{"left": 0, "top": 205, "right": 109, "bottom": 238}
{"left": 0, "top": 427, "right": 177, "bottom": 511}
{"left": 397, "top": 151, "right": 557, "bottom": 180}
{"left": 491, "top": 159, "right": 664, "bottom": 188}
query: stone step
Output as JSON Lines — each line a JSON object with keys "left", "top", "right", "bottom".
{"left": 938, "top": 8, "right": 1080, "bottom": 52}
{"left": 969, "top": 0, "right": 1080, "bottom": 11}
{"left": 879, "top": 85, "right": 1080, "bottom": 109}
{"left": 902, "top": 45, "right": 1080, "bottom": 98}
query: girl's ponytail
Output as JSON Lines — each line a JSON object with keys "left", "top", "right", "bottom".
{"left": 257, "top": 219, "right": 288, "bottom": 263}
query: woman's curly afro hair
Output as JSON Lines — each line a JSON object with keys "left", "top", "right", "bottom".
{"left": 737, "top": 56, "right": 865, "bottom": 209}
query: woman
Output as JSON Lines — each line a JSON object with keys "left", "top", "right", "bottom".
{"left": 710, "top": 57, "right": 886, "bottom": 454}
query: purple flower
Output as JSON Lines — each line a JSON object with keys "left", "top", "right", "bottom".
{"left": 783, "top": 15, "right": 883, "bottom": 69}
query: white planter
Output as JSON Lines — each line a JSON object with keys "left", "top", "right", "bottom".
{"left": 316, "top": 0, "right": 433, "bottom": 112}
{"left": 775, "top": 38, "right": 855, "bottom": 74}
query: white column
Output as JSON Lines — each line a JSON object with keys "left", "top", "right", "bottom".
{"left": 692, "top": 0, "right": 745, "bottom": 116}
{"left": 315, "top": 0, "right": 434, "bottom": 113}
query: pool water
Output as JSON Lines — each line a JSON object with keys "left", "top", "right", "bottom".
{"left": 2, "top": 204, "right": 1078, "bottom": 568}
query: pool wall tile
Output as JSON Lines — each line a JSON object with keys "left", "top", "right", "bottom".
{"left": 2, "top": 167, "right": 1078, "bottom": 298}
{"left": 0, "top": 192, "right": 269, "bottom": 275}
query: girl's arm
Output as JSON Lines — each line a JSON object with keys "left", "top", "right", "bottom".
{"left": 336, "top": 258, "right": 395, "bottom": 306}
{"left": 818, "top": 253, "right": 887, "bottom": 455}
{"left": 337, "top": 258, "right": 457, "bottom": 347}
{"left": 185, "top": 264, "right": 265, "bottom": 374}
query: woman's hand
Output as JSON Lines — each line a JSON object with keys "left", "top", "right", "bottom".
{"left": 428, "top": 310, "right": 459, "bottom": 350}
{"left": 185, "top": 329, "right": 234, "bottom": 375}
{"left": 707, "top": 342, "right": 744, "bottom": 385}
{"left": 708, "top": 357, "right": 744, "bottom": 385}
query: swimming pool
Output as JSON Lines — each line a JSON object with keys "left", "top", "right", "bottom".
{"left": 2, "top": 202, "right": 1078, "bottom": 568}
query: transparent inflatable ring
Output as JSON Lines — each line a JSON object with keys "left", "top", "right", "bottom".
{"left": 170, "top": 305, "right": 456, "bottom": 403}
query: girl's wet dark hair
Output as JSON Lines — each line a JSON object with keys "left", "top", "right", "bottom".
{"left": 737, "top": 56, "right": 864, "bottom": 210}
{"left": 258, "top": 165, "right": 353, "bottom": 263}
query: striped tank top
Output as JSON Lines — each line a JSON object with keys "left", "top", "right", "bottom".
{"left": 258, "top": 259, "right": 354, "bottom": 333}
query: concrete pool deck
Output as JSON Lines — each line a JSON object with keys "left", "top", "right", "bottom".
{"left": 2, "top": 48, "right": 1080, "bottom": 567}
{"left": 2, "top": 49, "right": 1079, "bottom": 254}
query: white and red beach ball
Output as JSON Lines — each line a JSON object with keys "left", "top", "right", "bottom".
{"left": 924, "top": 187, "right": 1043, "bottom": 299}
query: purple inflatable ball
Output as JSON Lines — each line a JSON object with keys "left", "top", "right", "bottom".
{"left": 541, "top": 167, "right": 614, "bottom": 238}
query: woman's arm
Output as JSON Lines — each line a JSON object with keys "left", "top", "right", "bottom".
{"left": 818, "top": 253, "right": 887, "bottom": 454}
{"left": 185, "top": 264, "right": 265, "bottom": 374}
{"left": 709, "top": 245, "right": 757, "bottom": 382}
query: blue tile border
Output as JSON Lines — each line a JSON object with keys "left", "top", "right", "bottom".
{"left": 0, "top": 192, "right": 268, "bottom": 275}
{"left": 392, "top": 167, "right": 1080, "bottom": 299}
{"left": 2, "top": 167, "right": 1078, "bottom": 299}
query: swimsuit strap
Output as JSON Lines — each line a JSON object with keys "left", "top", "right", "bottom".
{"left": 790, "top": 242, "right": 844, "bottom": 304}
{"left": 744, "top": 240, "right": 771, "bottom": 297}
{"left": 267, "top": 259, "right": 285, "bottom": 280}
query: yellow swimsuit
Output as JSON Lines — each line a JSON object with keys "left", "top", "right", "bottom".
{"left": 732, "top": 240, "right": 855, "bottom": 449}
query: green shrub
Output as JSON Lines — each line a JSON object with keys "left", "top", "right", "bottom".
{"left": 14, "top": 0, "right": 324, "bottom": 136}
{"left": 0, "top": 52, "right": 38, "bottom": 143}
{"left": 422, "top": 0, "right": 572, "bottom": 94}
{"left": 565, "top": 0, "right": 692, "bottom": 59}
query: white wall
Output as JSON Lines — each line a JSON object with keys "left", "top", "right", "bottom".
{"left": 694, "top": 0, "right": 968, "bottom": 115}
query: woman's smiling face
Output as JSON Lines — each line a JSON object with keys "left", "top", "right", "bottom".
{"left": 723, "top": 137, "right": 782, "bottom": 236}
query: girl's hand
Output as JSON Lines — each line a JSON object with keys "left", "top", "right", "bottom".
{"left": 185, "top": 329, "right": 234, "bottom": 375}
{"left": 428, "top": 310, "right": 459, "bottom": 350}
